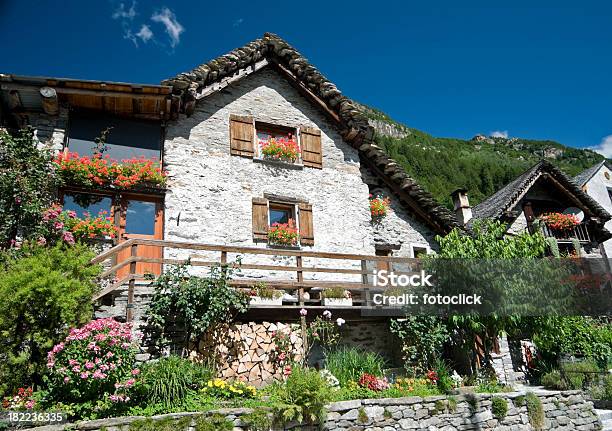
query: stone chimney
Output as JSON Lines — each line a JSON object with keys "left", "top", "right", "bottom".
{"left": 451, "top": 188, "right": 472, "bottom": 225}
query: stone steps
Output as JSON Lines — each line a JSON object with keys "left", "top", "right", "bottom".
{"left": 596, "top": 409, "right": 612, "bottom": 430}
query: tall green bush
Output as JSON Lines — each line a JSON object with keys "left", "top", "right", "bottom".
{"left": 0, "top": 128, "right": 57, "bottom": 247}
{"left": 0, "top": 243, "right": 100, "bottom": 395}
{"left": 146, "top": 263, "right": 249, "bottom": 355}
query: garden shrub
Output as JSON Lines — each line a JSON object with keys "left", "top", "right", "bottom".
{"left": 433, "top": 359, "right": 454, "bottom": 394}
{"left": 0, "top": 243, "right": 100, "bottom": 395}
{"left": 241, "top": 408, "right": 273, "bottom": 431}
{"left": 271, "top": 366, "right": 332, "bottom": 425}
{"left": 491, "top": 397, "right": 508, "bottom": 419}
{"left": 540, "top": 370, "right": 567, "bottom": 390}
{"left": 0, "top": 127, "right": 57, "bottom": 247}
{"left": 45, "top": 318, "right": 141, "bottom": 407}
{"left": 146, "top": 263, "right": 249, "bottom": 355}
{"left": 525, "top": 392, "right": 544, "bottom": 430}
{"left": 135, "top": 356, "right": 214, "bottom": 409}
{"left": 389, "top": 316, "right": 450, "bottom": 375}
{"left": 324, "top": 346, "right": 385, "bottom": 387}
{"left": 590, "top": 374, "right": 612, "bottom": 401}
{"left": 561, "top": 359, "right": 601, "bottom": 390}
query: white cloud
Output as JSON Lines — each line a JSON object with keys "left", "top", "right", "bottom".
{"left": 112, "top": 1, "right": 136, "bottom": 20}
{"left": 151, "top": 7, "right": 184, "bottom": 48}
{"left": 589, "top": 135, "right": 612, "bottom": 157}
{"left": 136, "top": 24, "right": 153, "bottom": 43}
{"left": 233, "top": 18, "right": 244, "bottom": 27}
{"left": 489, "top": 130, "right": 509, "bottom": 139}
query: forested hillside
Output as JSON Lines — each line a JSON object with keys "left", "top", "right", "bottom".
{"left": 359, "top": 105, "right": 605, "bottom": 209}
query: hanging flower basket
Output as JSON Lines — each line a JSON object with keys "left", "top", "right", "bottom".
{"left": 539, "top": 212, "right": 580, "bottom": 231}
{"left": 259, "top": 134, "right": 300, "bottom": 163}
{"left": 369, "top": 194, "right": 391, "bottom": 218}
{"left": 267, "top": 219, "right": 300, "bottom": 246}
{"left": 53, "top": 152, "right": 167, "bottom": 190}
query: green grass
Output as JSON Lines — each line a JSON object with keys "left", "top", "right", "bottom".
{"left": 324, "top": 346, "right": 386, "bottom": 386}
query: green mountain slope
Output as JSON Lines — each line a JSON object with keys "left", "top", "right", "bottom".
{"left": 359, "top": 105, "right": 605, "bottom": 209}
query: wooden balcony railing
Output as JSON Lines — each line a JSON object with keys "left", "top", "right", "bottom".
{"left": 538, "top": 222, "right": 591, "bottom": 243}
{"left": 90, "top": 239, "right": 420, "bottom": 320}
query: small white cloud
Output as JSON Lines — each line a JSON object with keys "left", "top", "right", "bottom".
{"left": 151, "top": 7, "right": 184, "bottom": 48}
{"left": 112, "top": 1, "right": 136, "bottom": 20}
{"left": 233, "top": 18, "right": 244, "bottom": 27}
{"left": 489, "top": 130, "right": 509, "bottom": 139}
{"left": 123, "top": 29, "right": 138, "bottom": 46}
{"left": 590, "top": 135, "right": 612, "bottom": 157}
{"left": 136, "top": 24, "right": 153, "bottom": 43}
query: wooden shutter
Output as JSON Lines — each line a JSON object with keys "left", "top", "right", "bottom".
{"left": 300, "top": 126, "right": 322, "bottom": 169}
{"left": 299, "top": 202, "right": 314, "bottom": 245}
{"left": 252, "top": 197, "right": 269, "bottom": 242}
{"left": 230, "top": 114, "right": 254, "bottom": 157}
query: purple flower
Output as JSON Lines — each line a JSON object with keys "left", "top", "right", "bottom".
{"left": 37, "top": 237, "right": 47, "bottom": 246}
{"left": 323, "top": 310, "right": 332, "bottom": 319}
{"left": 54, "top": 221, "right": 64, "bottom": 230}
{"left": 299, "top": 308, "right": 307, "bottom": 317}
{"left": 84, "top": 362, "right": 95, "bottom": 370}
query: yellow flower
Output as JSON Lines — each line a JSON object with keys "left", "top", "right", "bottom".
{"left": 207, "top": 381, "right": 213, "bottom": 387}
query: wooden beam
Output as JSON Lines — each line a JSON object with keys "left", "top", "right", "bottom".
{"left": 1, "top": 83, "right": 169, "bottom": 100}
{"left": 40, "top": 87, "right": 59, "bottom": 115}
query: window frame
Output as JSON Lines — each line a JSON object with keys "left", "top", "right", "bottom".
{"left": 63, "top": 109, "right": 164, "bottom": 164}
{"left": 254, "top": 121, "right": 302, "bottom": 165}
{"left": 266, "top": 199, "right": 301, "bottom": 248}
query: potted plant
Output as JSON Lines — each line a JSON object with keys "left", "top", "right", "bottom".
{"left": 259, "top": 134, "right": 300, "bottom": 163}
{"left": 322, "top": 286, "right": 353, "bottom": 307}
{"left": 268, "top": 219, "right": 300, "bottom": 247}
{"left": 539, "top": 212, "right": 580, "bottom": 231}
{"left": 369, "top": 194, "right": 391, "bottom": 219}
{"left": 249, "top": 282, "right": 284, "bottom": 306}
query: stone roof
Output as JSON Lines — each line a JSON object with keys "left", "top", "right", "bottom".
{"left": 162, "top": 33, "right": 461, "bottom": 234}
{"left": 472, "top": 160, "right": 611, "bottom": 222}
{"left": 573, "top": 160, "right": 611, "bottom": 187}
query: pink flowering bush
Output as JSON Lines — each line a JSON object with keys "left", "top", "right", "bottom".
{"left": 46, "top": 318, "right": 141, "bottom": 405}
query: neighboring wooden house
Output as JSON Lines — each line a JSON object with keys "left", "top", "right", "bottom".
{"left": 574, "top": 160, "right": 612, "bottom": 259}
{"left": 456, "top": 160, "right": 611, "bottom": 257}
{"left": 0, "top": 34, "right": 460, "bottom": 380}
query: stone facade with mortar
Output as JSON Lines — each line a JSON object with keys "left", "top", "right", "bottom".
{"left": 26, "top": 390, "right": 602, "bottom": 431}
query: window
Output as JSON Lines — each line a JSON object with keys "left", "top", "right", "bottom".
{"left": 124, "top": 199, "right": 157, "bottom": 235}
{"left": 411, "top": 244, "right": 431, "bottom": 258}
{"left": 62, "top": 192, "right": 112, "bottom": 218}
{"left": 252, "top": 197, "right": 314, "bottom": 246}
{"left": 67, "top": 111, "right": 161, "bottom": 160}
{"left": 255, "top": 122, "right": 300, "bottom": 164}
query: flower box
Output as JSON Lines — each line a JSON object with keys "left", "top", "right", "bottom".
{"left": 369, "top": 194, "right": 391, "bottom": 219}
{"left": 250, "top": 296, "right": 283, "bottom": 306}
{"left": 322, "top": 297, "right": 353, "bottom": 307}
{"left": 268, "top": 219, "right": 300, "bottom": 247}
{"left": 259, "top": 133, "right": 300, "bottom": 164}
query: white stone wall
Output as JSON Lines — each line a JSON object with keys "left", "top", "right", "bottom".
{"left": 162, "top": 67, "right": 437, "bottom": 282}
{"left": 583, "top": 164, "right": 612, "bottom": 259}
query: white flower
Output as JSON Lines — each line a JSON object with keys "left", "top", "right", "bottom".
{"left": 299, "top": 308, "right": 307, "bottom": 317}
{"left": 323, "top": 310, "right": 332, "bottom": 319}
{"left": 336, "top": 318, "right": 345, "bottom": 326}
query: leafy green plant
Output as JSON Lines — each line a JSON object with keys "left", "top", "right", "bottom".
{"left": 433, "top": 359, "right": 454, "bottom": 394}
{"left": 129, "top": 416, "right": 193, "bottom": 431}
{"left": 491, "top": 397, "right": 508, "bottom": 419}
{"left": 434, "top": 399, "right": 447, "bottom": 413}
{"left": 525, "top": 392, "right": 544, "bottom": 430}
{"left": 271, "top": 366, "right": 332, "bottom": 425}
{"left": 589, "top": 374, "right": 612, "bottom": 401}
{"left": 241, "top": 408, "right": 273, "bottom": 431}
{"left": 541, "top": 370, "right": 567, "bottom": 390}
{"left": 250, "top": 282, "right": 282, "bottom": 299}
{"left": 389, "top": 316, "right": 450, "bottom": 375}
{"left": 447, "top": 396, "right": 457, "bottom": 413}
{"left": 194, "top": 414, "right": 233, "bottom": 431}
{"left": 135, "top": 356, "right": 214, "bottom": 408}
{"left": 0, "top": 243, "right": 100, "bottom": 395}
{"left": 146, "top": 263, "right": 249, "bottom": 355}
{"left": 357, "top": 407, "right": 368, "bottom": 423}
{"left": 561, "top": 359, "right": 602, "bottom": 390}
{"left": 324, "top": 346, "right": 385, "bottom": 387}
{"left": 514, "top": 395, "right": 525, "bottom": 407}
{"left": 0, "top": 127, "right": 57, "bottom": 247}
{"left": 321, "top": 286, "right": 351, "bottom": 299}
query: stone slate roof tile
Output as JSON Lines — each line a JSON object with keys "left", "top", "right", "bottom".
{"left": 573, "top": 160, "right": 610, "bottom": 187}
{"left": 162, "top": 33, "right": 461, "bottom": 234}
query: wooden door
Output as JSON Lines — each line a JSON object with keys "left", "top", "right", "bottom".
{"left": 117, "top": 196, "right": 164, "bottom": 278}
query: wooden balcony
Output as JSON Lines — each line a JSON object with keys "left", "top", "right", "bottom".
{"left": 538, "top": 222, "right": 591, "bottom": 243}
{"left": 91, "top": 239, "right": 420, "bottom": 321}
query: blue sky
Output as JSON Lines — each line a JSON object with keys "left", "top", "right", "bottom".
{"left": 1, "top": 1, "right": 611, "bottom": 154}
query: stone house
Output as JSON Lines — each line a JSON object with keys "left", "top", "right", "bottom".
{"left": 574, "top": 160, "right": 612, "bottom": 259}
{"left": 455, "top": 160, "right": 611, "bottom": 257}
{"left": 0, "top": 33, "right": 460, "bottom": 381}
